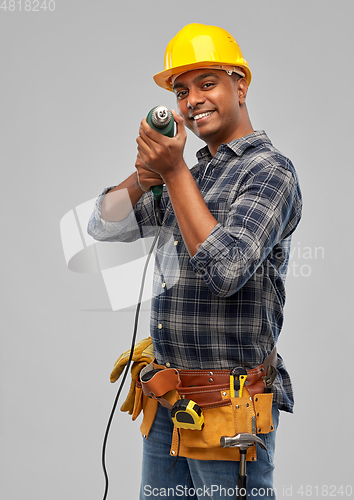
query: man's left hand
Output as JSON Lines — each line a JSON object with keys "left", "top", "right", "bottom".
{"left": 136, "top": 110, "right": 187, "bottom": 182}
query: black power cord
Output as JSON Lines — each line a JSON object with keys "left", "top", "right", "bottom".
{"left": 101, "top": 223, "right": 162, "bottom": 500}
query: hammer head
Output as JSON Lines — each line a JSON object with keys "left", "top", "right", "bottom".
{"left": 220, "top": 432, "right": 268, "bottom": 451}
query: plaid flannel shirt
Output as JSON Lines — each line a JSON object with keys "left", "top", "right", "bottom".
{"left": 88, "top": 131, "right": 302, "bottom": 412}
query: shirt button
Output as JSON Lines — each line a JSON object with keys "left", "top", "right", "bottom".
{"left": 158, "top": 323, "right": 162, "bottom": 329}
{"left": 162, "top": 282, "right": 166, "bottom": 288}
{"left": 174, "top": 240, "right": 178, "bottom": 246}
{"left": 166, "top": 362, "right": 171, "bottom": 368}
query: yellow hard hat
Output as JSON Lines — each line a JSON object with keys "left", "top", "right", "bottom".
{"left": 153, "top": 23, "right": 252, "bottom": 91}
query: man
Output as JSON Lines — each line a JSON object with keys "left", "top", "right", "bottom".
{"left": 88, "top": 24, "right": 302, "bottom": 499}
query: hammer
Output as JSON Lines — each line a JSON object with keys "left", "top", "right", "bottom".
{"left": 220, "top": 433, "right": 267, "bottom": 500}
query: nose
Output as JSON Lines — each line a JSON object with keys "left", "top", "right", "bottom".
{"left": 187, "top": 86, "right": 206, "bottom": 109}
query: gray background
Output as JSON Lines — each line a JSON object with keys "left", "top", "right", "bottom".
{"left": 1, "top": 0, "right": 353, "bottom": 498}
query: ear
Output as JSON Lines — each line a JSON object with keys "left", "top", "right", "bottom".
{"left": 237, "top": 78, "right": 249, "bottom": 104}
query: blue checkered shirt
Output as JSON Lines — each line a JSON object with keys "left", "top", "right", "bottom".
{"left": 88, "top": 131, "right": 302, "bottom": 412}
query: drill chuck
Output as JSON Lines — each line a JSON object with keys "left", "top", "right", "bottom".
{"left": 147, "top": 106, "right": 174, "bottom": 138}
{"left": 151, "top": 105, "right": 173, "bottom": 129}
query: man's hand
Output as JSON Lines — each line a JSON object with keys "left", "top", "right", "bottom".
{"left": 136, "top": 110, "right": 187, "bottom": 182}
{"left": 137, "top": 109, "right": 217, "bottom": 257}
{"left": 135, "top": 154, "right": 163, "bottom": 193}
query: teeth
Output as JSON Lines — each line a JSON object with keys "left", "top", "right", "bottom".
{"left": 193, "top": 111, "right": 213, "bottom": 121}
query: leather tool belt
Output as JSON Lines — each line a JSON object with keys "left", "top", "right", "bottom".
{"left": 138, "top": 348, "right": 277, "bottom": 462}
{"left": 177, "top": 365, "right": 267, "bottom": 409}
{"left": 140, "top": 347, "right": 277, "bottom": 409}
{"left": 112, "top": 338, "right": 277, "bottom": 462}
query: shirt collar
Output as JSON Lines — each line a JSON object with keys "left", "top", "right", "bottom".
{"left": 196, "top": 130, "right": 272, "bottom": 163}
{"left": 226, "top": 130, "right": 271, "bottom": 156}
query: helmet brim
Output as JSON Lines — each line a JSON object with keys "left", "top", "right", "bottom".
{"left": 154, "top": 61, "right": 252, "bottom": 91}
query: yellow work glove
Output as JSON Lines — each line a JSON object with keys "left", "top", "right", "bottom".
{"left": 110, "top": 337, "right": 155, "bottom": 415}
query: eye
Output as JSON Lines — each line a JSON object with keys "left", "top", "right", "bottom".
{"left": 176, "top": 89, "right": 188, "bottom": 100}
{"left": 201, "top": 82, "right": 215, "bottom": 90}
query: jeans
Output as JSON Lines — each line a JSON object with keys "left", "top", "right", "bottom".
{"left": 140, "top": 403, "right": 279, "bottom": 499}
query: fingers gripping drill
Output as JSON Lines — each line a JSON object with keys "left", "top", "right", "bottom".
{"left": 146, "top": 106, "right": 175, "bottom": 226}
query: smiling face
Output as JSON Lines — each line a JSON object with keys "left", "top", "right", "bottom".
{"left": 173, "top": 69, "right": 253, "bottom": 156}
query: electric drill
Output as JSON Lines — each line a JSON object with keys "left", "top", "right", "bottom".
{"left": 146, "top": 105, "right": 174, "bottom": 225}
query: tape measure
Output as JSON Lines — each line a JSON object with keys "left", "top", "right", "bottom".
{"left": 171, "top": 399, "right": 204, "bottom": 430}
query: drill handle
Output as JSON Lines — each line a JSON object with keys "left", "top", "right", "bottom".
{"left": 146, "top": 106, "right": 175, "bottom": 219}
{"left": 151, "top": 185, "right": 164, "bottom": 201}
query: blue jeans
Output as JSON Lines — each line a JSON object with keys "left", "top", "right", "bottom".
{"left": 140, "top": 404, "right": 279, "bottom": 499}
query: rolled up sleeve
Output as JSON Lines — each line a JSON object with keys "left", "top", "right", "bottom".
{"left": 87, "top": 186, "right": 141, "bottom": 242}
{"left": 189, "top": 161, "right": 302, "bottom": 297}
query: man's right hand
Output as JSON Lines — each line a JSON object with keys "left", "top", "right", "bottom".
{"left": 101, "top": 155, "right": 164, "bottom": 222}
{"left": 135, "top": 154, "right": 164, "bottom": 193}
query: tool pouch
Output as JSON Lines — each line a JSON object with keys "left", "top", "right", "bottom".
{"left": 171, "top": 371, "right": 274, "bottom": 461}
{"left": 112, "top": 338, "right": 276, "bottom": 458}
{"left": 132, "top": 378, "right": 144, "bottom": 421}
{"left": 138, "top": 362, "right": 179, "bottom": 439}
{"left": 133, "top": 377, "right": 160, "bottom": 439}
{"left": 128, "top": 371, "right": 162, "bottom": 439}
{"left": 140, "top": 362, "right": 180, "bottom": 406}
